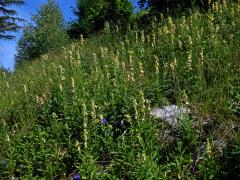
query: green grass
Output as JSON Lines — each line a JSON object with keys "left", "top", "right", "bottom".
{"left": 0, "top": 1, "right": 240, "bottom": 179}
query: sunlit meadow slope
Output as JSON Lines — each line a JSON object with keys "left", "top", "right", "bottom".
{"left": 0, "top": 1, "right": 240, "bottom": 179}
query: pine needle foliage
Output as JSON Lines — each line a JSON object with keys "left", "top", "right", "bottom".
{"left": 0, "top": 0, "right": 24, "bottom": 40}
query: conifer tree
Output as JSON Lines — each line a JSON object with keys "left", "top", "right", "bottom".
{"left": 0, "top": 0, "right": 24, "bottom": 40}
{"left": 15, "top": 24, "right": 36, "bottom": 65}
{"left": 138, "top": 0, "right": 210, "bottom": 12}
{"left": 32, "top": 0, "right": 68, "bottom": 54}
{"left": 68, "top": 0, "right": 133, "bottom": 37}
{"left": 15, "top": 0, "right": 68, "bottom": 64}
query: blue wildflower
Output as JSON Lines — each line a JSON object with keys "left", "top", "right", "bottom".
{"left": 120, "top": 120, "right": 125, "bottom": 127}
{"left": 73, "top": 173, "right": 81, "bottom": 180}
{"left": 101, "top": 118, "right": 108, "bottom": 125}
{"left": 1, "top": 160, "right": 7, "bottom": 167}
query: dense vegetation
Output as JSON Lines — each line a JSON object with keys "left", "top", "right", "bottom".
{"left": 0, "top": 0, "right": 240, "bottom": 179}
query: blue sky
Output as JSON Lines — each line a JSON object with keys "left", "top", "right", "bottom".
{"left": 0, "top": 0, "right": 138, "bottom": 70}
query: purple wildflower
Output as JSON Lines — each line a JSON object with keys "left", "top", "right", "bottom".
{"left": 73, "top": 173, "right": 81, "bottom": 180}
{"left": 101, "top": 118, "right": 108, "bottom": 125}
{"left": 120, "top": 120, "right": 125, "bottom": 127}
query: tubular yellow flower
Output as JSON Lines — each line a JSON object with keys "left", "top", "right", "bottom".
{"left": 36, "top": 95, "right": 44, "bottom": 106}
{"left": 77, "top": 47, "right": 81, "bottom": 60}
{"left": 59, "top": 65, "right": 64, "bottom": 74}
{"left": 129, "top": 51, "right": 134, "bottom": 61}
{"left": 146, "top": 99, "right": 151, "bottom": 112}
{"left": 115, "top": 24, "right": 119, "bottom": 33}
{"left": 82, "top": 103, "right": 88, "bottom": 149}
{"left": 140, "top": 90, "right": 146, "bottom": 114}
{"left": 6, "top": 82, "right": 9, "bottom": 88}
{"left": 171, "top": 34, "right": 174, "bottom": 45}
{"left": 160, "top": 13, "right": 164, "bottom": 21}
{"left": 178, "top": 40, "right": 183, "bottom": 49}
{"left": 138, "top": 62, "right": 144, "bottom": 77}
{"left": 206, "top": 139, "right": 212, "bottom": 154}
{"left": 71, "top": 77, "right": 75, "bottom": 93}
{"left": 23, "top": 84, "right": 27, "bottom": 93}
{"left": 188, "top": 36, "right": 193, "bottom": 46}
{"left": 104, "top": 65, "right": 110, "bottom": 80}
{"left": 104, "top": 21, "right": 110, "bottom": 33}
{"left": 100, "top": 47, "right": 104, "bottom": 58}
{"left": 92, "top": 53, "right": 97, "bottom": 64}
{"left": 36, "top": 95, "right": 40, "bottom": 105}
{"left": 120, "top": 42, "right": 125, "bottom": 50}
{"left": 135, "top": 31, "right": 138, "bottom": 43}
{"left": 104, "top": 47, "right": 108, "bottom": 54}
{"left": 127, "top": 24, "right": 131, "bottom": 32}
{"left": 63, "top": 48, "right": 67, "bottom": 60}
{"left": 182, "top": 90, "right": 189, "bottom": 106}
{"left": 170, "top": 58, "right": 177, "bottom": 72}
{"left": 6, "top": 134, "right": 10, "bottom": 142}
{"left": 59, "top": 65, "right": 65, "bottom": 81}
{"left": 208, "top": 0, "right": 212, "bottom": 7}
{"left": 167, "top": 16, "right": 173, "bottom": 27}
{"left": 125, "top": 37, "right": 129, "bottom": 46}
{"left": 61, "top": 75, "right": 65, "bottom": 81}
{"left": 113, "top": 52, "right": 120, "bottom": 68}
{"left": 186, "top": 51, "right": 193, "bottom": 71}
{"left": 52, "top": 112, "right": 58, "bottom": 119}
{"left": 2, "top": 72, "right": 6, "bottom": 79}
{"left": 121, "top": 61, "right": 126, "bottom": 72}
{"left": 125, "top": 114, "right": 132, "bottom": 125}
{"left": 222, "top": 0, "right": 227, "bottom": 8}
{"left": 200, "top": 50, "right": 204, "bottom": 67}
{"left": 146, "top": 35, "right": 150, "bottom": 44}
{"left": 75, "top": 140, "right": 80, "bottom": 152}
{"left": 59, "top": 83, "right": 63, "bottom": 92}
{"left": 69, "top": 49, "right": 73, "bottom": 61}
{"left": 112, "top": 68, "right": 117, "bottom": 87}
{"left": 129, "top": 51, "right": 134, "bottom": 69}
{"left": 154, "top": 55, "right": 160, "bottom": 75}
{"left": 213, "top": 2, "right": 219, "bottom": 12}
{"left": 80, "top": 34, "right": 84, "bottom": 45}
{"left": 141, "top": 30, "right": 145, "bottom": 43}
{"left": 189, "top": 16, "right": 193, "bottom": 28}
{"left": 91, "top": 100, "right": 97, "bottom": 124}
{"left": 152, "top": 33, "right": 156, "bottom": 46}
{"left": 133, "top": 98, "right": 138, "bottom": 120}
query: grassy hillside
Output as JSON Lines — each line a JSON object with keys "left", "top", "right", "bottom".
{"left": 0, "top": 1, "right": 240, "bottom": 179}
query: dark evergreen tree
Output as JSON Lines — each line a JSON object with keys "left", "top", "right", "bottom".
{"left": 68, "top": 0, "right": 133, "bottom": 38}
{"left": 0, "top": 0, "right": 24, "bottom": 40}
{"left": 15, "top": 24, "right": 36, "bottom": 65}
{"left": 105, "top": 0, "right": 133, "bottom": 23}
{"left": 138, "top": 0, "right": 210, "bottom": 13}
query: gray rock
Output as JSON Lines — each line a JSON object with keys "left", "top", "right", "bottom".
{"left": 150, "top": 105, "right": 190, "bottom": 128}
